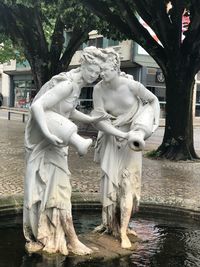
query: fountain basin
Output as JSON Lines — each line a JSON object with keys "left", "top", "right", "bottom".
{"left": 1, "top": 208, "right": 200, "bottom": 267}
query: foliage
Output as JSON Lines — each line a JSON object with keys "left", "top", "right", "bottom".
{"left": 0, "top": 34, "right": 25, "bottom": 63}
{"left": 0, "top": 0, "right": 108, "bottom": 89}
{"left": 80, "top": 0, "right": 200, "bottom": 72}
{"left": 145, "top": 150, "right": 162, "bottom": 159}
{"left": 80, "top": 0, "right": 200, "bottom": 160}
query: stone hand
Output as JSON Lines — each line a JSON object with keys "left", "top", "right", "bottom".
{"left": 46, "top": 133, "right": 63, "bottom": 146}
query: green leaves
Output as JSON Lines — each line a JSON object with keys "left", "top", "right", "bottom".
{"left": 0, "top": 34, "right": 25, "bottom": 63}
{"left": 2, "top": 0, "right": 35, "bottom": 7}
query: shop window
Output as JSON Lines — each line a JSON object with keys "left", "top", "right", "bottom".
{"left": 147, "top": 86, "right": 166, "bottom": 102}
{"left": 14, "top": 80, "right": 36, "bottom": 108}
{"left": 88, "top": 37, "right": 103, "bottom": 48}
{"left": 108, "top": 39, "right": 119, "bottom": 47}
{"left": 147, "top": 86, "right": 166, "bottom": 118}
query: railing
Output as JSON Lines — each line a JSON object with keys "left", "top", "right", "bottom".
{"left": 159, "top": 101, "right": 166, "bottom": 119}
{"left": 7, "top": 107, "right": 29, "bottom": 123}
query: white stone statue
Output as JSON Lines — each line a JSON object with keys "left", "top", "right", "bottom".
{"left": 23, "top": 46, "right": 106, "bottom": 256}
{"left": 92, "top": 48, "right": 160, "bottom": 249}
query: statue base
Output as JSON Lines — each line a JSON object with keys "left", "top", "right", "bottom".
{"left": 25, "top": 232, "right": 142, "bottom": 266}
{"left": 81, "top": 231, "right": 139, "bottom": 254}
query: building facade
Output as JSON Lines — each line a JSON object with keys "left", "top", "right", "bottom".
{"left": 0, "top": 31, "right": 200, "bottom": 122}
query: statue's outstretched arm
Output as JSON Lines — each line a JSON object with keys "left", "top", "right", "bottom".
{"left": 70, "top": 109, "right": 108, "bottom": 123}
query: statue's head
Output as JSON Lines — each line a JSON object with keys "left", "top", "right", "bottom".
{"left": 80, "top": 46, "right": 104, "bottom": 83}
{"left": 101, "top": 47, "right": 121, "bottom": 73}
{"left": 99, "top": 48, "right": 121, "bottom": 82}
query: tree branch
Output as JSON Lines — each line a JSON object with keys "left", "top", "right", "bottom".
{"left": 59, "top": 25, "right": 90, "bottom": 71}
{"left": 81, "top": 0, "right": 132, "bottom": 37}
{"left": 82, "top": 0, "right": 167, "bottom": 69}
{"left": 168, "top": 0, "right": 185, "bottom": 49}
{"left": 133, "top": 0, "right": 173, "bottom": 50}
{"left": 49, "top": 16, "right": 65, "bottom": 72}
{"left": 182, "top": 1, "right": 200, "bottom": 47}
{"left": 0, "top": 3, "right": 49, "bottom": 59}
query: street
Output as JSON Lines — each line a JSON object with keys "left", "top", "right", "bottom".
{"left": 0, "top": 107, "right": 200, "bottom": 154}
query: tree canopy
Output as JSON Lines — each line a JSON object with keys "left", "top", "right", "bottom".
{"left": 80, "top": 0, "right": 200, "bottom": 160}
{"left": 81, "top": 0, "right": 200, "bottom": 73}
{"left": 0, "top": 0, "right": 105, "bottom": 90}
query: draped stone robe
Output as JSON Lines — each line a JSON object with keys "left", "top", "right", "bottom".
{"left": 93, "top": 99, "right": 154, "bottom": 234}
{"left": 23, "top": 70, "right": 79, "bottom": 254}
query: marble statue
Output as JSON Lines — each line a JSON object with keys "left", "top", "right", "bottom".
{"left": 92, "top": 48, "right": 160, "bottom": 249}
{"left": 23, "top": 46, "right": 106, "bottom": 256}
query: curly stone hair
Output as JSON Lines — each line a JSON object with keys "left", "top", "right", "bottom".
{"left": 100, "top": 47, "right": 121, "bottom": 73}
{"left": 80, "top": 46, "right": 105, "bottom": 66}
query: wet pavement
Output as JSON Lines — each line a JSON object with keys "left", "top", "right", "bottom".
{"left": 0, "top": 113, "right": 200, "bottom": 215}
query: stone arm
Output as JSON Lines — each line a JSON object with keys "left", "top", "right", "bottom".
{"left": 92, "top": 85, "right": 128, "bottom": 139}
{"left": 31, "top": 81, "right": 73, "bottom": 145}
{"left": 70, "top": 109, "right": 108, "bottom": 123}
{"left": 130, "top": 81, "right": 160, "bottom": 132}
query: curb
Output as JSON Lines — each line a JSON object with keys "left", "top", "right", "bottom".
{"left": 0, "top": 193, "right": 101, "bottom": 216}
{"left": 0, "top": 194, "right": 23, "bottom": 216}
{"left": 1, "top": 193, "right": 200, "bottom": 221}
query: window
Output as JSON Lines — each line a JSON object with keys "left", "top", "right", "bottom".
{"left": 14, "top": 80, "right": 36, "bottom": 108}
{"left": 108, "top": 39, "right": 119, "bottom": 47}
{"left": 88, "top": 37, "right": 103, "bottom": 48}
{"left": 195, "top": 84, "right": 200, "bottom": 117}
{"left": 147, "top": 86, "right": 166, "bottom": 118}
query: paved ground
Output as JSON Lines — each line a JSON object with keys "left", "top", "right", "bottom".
{"left": 0, "top": 109, "right": 200, "bottom": 215}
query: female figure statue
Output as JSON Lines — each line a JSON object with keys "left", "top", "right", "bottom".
{"left": 92, "top": 48, "right": 160, "bottom": 249}
{"left": 23, "top": 46, "right": 105, "bottom": 256}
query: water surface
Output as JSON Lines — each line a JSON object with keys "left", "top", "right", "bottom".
{"left": 1, "top": 211, "right": 200, "bottom": 267}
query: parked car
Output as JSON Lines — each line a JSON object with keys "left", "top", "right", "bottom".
{"left": 0, "top": 93, "right": 3, "bottom": 107}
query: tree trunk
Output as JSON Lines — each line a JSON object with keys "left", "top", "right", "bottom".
{"left": 156, "top": 67, "right": 199, "bottom": 160}
{"left": 27, "top": 56, "right": 50, "bottom": 93}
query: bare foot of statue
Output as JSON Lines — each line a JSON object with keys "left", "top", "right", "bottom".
{"left": 25, "top": 241, "right": 44, "bottom": 253}
{"left": 121, "top": 234, "right": 132, "bottom": 249}
{"left": 127, "top": 228, "right": 138, "bottom": 237}
{"left": 93, "top": 224, "right": 107, "bottom": 233}
{"left": 68, "top": 239, "right": 93, "bottom": 255}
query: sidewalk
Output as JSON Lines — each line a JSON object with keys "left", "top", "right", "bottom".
{"left": 0, "top": 118, "right": 200, "bottom": 218}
